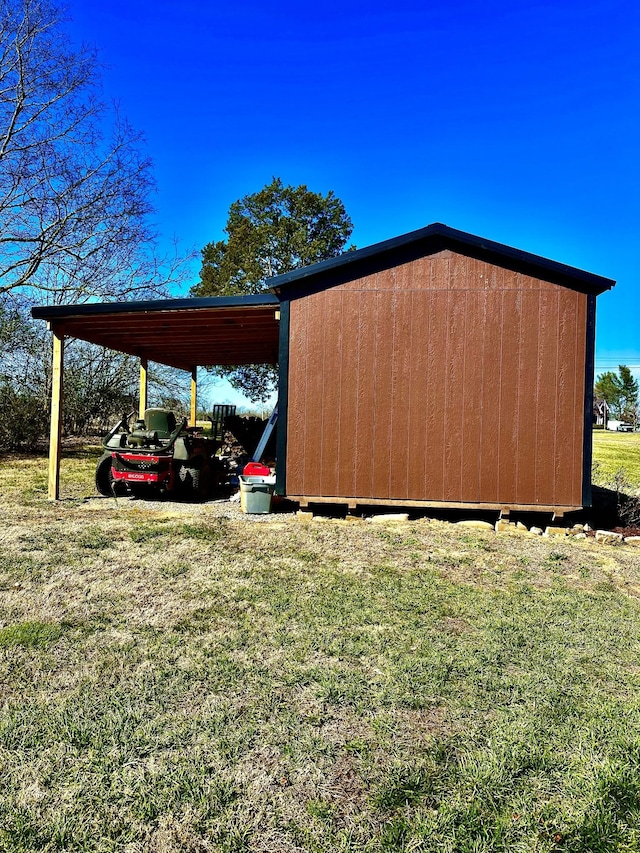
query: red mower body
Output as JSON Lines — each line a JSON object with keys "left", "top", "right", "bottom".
{"left": 110, "top": 453, "right": 173, "bottom": 488}
{"left": 96, "top": 409, "right": 221, "bottom": 500}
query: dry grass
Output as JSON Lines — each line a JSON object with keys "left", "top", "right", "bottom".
{"left": 2, "top": 448, "right": 640, "bottom": 851}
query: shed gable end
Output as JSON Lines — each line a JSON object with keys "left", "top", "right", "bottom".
{"left": 333, "top": 250, "right": 570, "bottom": 295}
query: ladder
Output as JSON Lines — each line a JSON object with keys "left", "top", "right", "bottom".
{"left": 252, "top": 404, "right": 278, "bottom": 462}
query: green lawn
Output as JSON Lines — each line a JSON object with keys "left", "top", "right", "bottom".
{"left": 1, "top": 451, "right": 640, "bottom": 851}
{"left": 592, "top": 429, "right": 640, "bottom": 489}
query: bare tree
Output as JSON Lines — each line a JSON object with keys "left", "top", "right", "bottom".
{"left": 0, "top": 0, "right": 197, "bottom": 448}
{"left": 0, "top": 0, "right": 189, "bottom": 304}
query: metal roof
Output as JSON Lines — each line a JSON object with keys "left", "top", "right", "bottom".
{"left": 268, "top": 222, "right": 616, "bottom": 297}
{"left": 31, "top": 224, "right": 614, "bottom": 372}
{"left": 31, "top": 294, "right": 280, "bottom": 371}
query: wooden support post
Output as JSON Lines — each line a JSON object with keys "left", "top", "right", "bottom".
{"left": 48, "top": 330, "right": 64, "bottom": 501}
{"left": 190, "top": 367, "right": 197, "bottom": 427}
{"left": 139, "top": 358, "right": 148, "bottom": 419}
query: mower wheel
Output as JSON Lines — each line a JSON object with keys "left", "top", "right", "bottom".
{"left": 195, "top": 462, "right": 212, "bottom": 499}
{"left": 178, "top": 459, "right": 211, "bottom": 501}
{"left": 95, "top": 453, "right": 118, "bottom": 497}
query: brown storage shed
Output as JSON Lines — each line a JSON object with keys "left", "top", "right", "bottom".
{"left": 271, "top": 223, "right": 614, "bottom": 514}
{"left": 33, "top": 223, "right": 614, "bottom": 513}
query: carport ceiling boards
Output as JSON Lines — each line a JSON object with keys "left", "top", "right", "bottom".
{"left": 31, "top": 294, "right": 281, "bottom": 372}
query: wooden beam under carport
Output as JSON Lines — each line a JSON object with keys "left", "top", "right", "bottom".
{"left": 190, "top": 367, "right": 197, "bottom": 427}
{"left": 47, "top": 328, "right": 64, "bottom": 501}
{"left": 139, "top": 358, "right": 148, "bottom": 419}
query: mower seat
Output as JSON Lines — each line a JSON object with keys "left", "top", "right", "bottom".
{"left": 144, "top": 409, "right": 177, "bottom": 439}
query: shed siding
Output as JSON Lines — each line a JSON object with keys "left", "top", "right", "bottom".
{"left": 285, "top": 251, "right": 587, "bottom": 508}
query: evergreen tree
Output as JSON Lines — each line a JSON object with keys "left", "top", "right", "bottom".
{"left": 617, "top": 365, "right": 639, "bottom": 424}
{"left": 192, "top": 178, "right": 354, "bottom": 402}
{"left": 595, "top": 365, "right": 639, "bottom": 423}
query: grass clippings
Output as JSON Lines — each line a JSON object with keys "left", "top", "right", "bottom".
{"left": 1, "top": 449, "right": 640, "bottom": 851}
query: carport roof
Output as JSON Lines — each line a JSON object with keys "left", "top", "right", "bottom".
{"left": 31, "top": 294, "right": 281, "bottom": 372}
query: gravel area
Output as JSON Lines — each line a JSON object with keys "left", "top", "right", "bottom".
{"left": 82, "top": 491, "right": 295, "bottom": 522}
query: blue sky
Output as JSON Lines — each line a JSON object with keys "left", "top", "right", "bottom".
{"left": 64, "top": 0, "right": 639, "bottom": 406}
